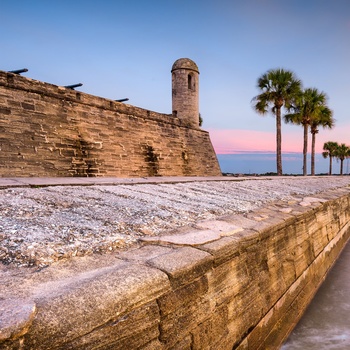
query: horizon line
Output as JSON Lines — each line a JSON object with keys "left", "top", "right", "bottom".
{"left": 216, "top": 150, "right": 327, "bottom": 155}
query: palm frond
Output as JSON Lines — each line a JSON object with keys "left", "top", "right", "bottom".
{"left": 252, "top": 68, "right": 302, "bottom": 117}
{"left": 322, "top": 151, "right": 329, "bottom": 159}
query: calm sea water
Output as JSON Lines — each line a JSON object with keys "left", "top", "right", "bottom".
{"left": 281, "top": 240, "right": 350, "bottom": 350}
{"left": 217, "top": 153, "right": 349, "bottom": 175}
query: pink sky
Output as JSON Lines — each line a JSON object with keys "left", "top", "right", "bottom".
{"left": 207, "top": 127, "right": 350, "bottom": 155}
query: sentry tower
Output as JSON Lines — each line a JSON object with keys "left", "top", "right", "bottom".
{"left": 171, "top": 58, "right": 199, "bottom": 128}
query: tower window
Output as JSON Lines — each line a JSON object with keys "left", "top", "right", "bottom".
{"left": 188, "top": 74, "right": 192, "bottom": 89}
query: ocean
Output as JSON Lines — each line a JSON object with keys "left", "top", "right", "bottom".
{"left": 217, "top": 152, "right": 349, "bottom": 175}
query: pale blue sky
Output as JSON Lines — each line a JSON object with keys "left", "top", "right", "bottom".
{"left": 1, "top": 0, "right": 350, "bottom": 153}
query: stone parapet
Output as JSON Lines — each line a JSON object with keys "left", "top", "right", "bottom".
{"left": 1, "top": 186, "right": 350, "bottom": 349}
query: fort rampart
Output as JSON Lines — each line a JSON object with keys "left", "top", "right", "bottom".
{"left": 0, "top": 61, "right": 221, "bottom": 177}
{"left": 1, "top": 184, "right": 349, "bottom": 349}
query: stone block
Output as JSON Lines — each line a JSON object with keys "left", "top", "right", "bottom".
{"left": 147, "top": 246, "right": 213, "bottom": 288}
{"left": 195, "top": 220, "right": 244, "bottom": 234}
{"left": 157, "top": 275, "right": 208, "bottom": 317}
{"left": 118, "top": 245, "right": 175, "bottom": 263}
{"left": 199, "top": 235, "right": 240, "bottom": 266}
{"left": 141, "top": 229, "right": 222, "bottom": 246}
{"left": 22, "top": 261, "right": 170, "bottom": 349}
{"left": 207, "top": 257, "right": 251, "bottom": 307}
{"left": 226, "top": 317, "right": 248, "bottom": 349}
{"left": 0, "top": 299, "right": 36, "bottom": 342}
{"left": 191, "top": 305, "right": 228, "bottom": 350}
{"left": 64, "top": 301, "right": 161, "bottom": 350}
{"left": 159, "top": 293, "right": 213, "bottom": 348}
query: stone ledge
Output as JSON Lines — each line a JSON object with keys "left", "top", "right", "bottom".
{"left": 0, "top": 258, "right": 171, "bottom": 347}
{"left": 0, "top": 299, "right": 36, "bottom": 342}
{"left": 1, "top": 187, "right": 350, "bottom": 348}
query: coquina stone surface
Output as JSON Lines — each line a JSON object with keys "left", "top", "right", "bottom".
{"left": 1, "top": 180, "right": 350, "bottom": 349}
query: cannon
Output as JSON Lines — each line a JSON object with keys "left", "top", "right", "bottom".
{"left": 115, "top": 98, "right": 129, "bottom": 102}
{"left": 64, "top": 83, "right": 83, "bottom": 90}
{"left": 8, "top": 68, "right": 28, "bottom": 75}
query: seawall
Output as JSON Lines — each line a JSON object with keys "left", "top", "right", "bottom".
{"left": 0, "top": 70, "right": 221, "bottom": 177}
{"left": 1, "top": 178, "right": 350, "bottom": 349}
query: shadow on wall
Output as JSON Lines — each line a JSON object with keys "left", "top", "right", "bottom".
{"left": 142, "top": 144, "right": 160, "bottom": 176}
{"left": 72, "top": 135, "right": 102, "bottom": 177}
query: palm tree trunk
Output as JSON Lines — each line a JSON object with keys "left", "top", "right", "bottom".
{"left": 340, "top": 159, "right": 344, "bottom": 175}
{"left": 276, "top": 107, "right": 282, "bottom": 176}
{"left": 329, "top": 156, "right": 333, "bottom": 175}
{"left": 311, "top": 132, "right": 316, "bottom": 175}
{"left": 303, "top": 124, "right": 308, "bottom": 176}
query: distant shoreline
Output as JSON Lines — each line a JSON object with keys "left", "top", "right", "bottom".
{"left": 217, "top": 152, "right": 350, "bottom": 176}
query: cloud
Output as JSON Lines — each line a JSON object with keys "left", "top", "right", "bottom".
{"left": 207, "top": 128, "right": 304, "bottom": 154}
{"left": 207, "top": 124, "right": 350, "bottom": 155}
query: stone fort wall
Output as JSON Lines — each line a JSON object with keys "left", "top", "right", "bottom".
{"left": 0, "top": 68, "right": 221, "bottom": 177}
{"left": 1, "top": 186, "right": 350, "bottom": 349}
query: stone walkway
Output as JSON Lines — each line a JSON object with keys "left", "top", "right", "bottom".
{"left": 0, "top": 175, "right": 251, "bottom": 189}
{"left": 1, "top": 176, "right": 350, "bottom": 268}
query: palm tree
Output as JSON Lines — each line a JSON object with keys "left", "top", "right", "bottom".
{"left": 284, "top": 88, "right": 328, "bottom": 176}
{"left": 252, "top": 68, "right": 302, "bottom": 176}
{"left": 310, "top": 106, "right": 334, "bottom": 175}
{"left": 335, "top": 143, "right": 350, "bottom": 175}
{"left": 322, "top": 141, "right": 339, "bottom": 175}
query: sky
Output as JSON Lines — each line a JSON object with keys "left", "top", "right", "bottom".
{"left": 1, "top": 0, "right": 350, "bottom": 156}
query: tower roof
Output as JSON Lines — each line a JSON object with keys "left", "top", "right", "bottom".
{"left": 171, "top": 58, "right": 199, "bottom": 73}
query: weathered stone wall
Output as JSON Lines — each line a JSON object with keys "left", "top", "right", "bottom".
{"left": 0, "top": 70, "right": 221, "bottom": 177}
{"left": 1, "top": 187, "right": 350, "bottom": 349}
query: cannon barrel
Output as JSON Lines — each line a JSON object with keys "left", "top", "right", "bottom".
{"left": 9, "top": 68, "right": 28, "bottom": 75}
{"left": 64, "top": 83, "right": 83, "bottom": 90}
{"left": 115, "top": 98, "right": 129, "bottom": 102}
